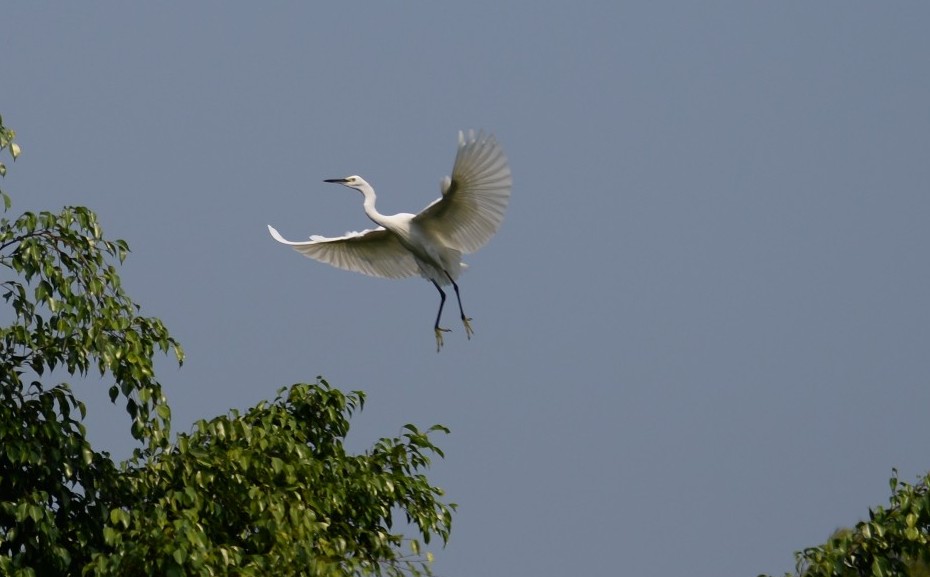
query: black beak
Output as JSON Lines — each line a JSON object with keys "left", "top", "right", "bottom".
{"left": 323, "top": 178, "right": 347, "bottom": 184}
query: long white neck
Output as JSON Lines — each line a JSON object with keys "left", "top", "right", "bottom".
{"left": 358, "top": 181, "right": 389, "bottom": 227}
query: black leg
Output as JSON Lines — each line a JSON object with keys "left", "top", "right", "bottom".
{"left": 431, "top": 280, "right": 450, "bottom": 351}
{"left": 446, "top": 274, "right": 474, "bottom": 340}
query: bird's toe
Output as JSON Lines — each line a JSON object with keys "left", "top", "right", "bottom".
{"left": 434, "top": 326, "right": 450, "bottom": 352}
{"left": 462, "top": 317, "right": 474, "bottom": 340}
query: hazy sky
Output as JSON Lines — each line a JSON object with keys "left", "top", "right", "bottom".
{"left": 5, "top": 4, "right": 930, "bottom": 576}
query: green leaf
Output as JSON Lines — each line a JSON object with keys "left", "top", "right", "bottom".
{"left": 109, "top": 508, "right": 130, "bottom": 528}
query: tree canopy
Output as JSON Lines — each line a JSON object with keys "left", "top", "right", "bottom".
{"left": 1, "top": 115, "right": 454, "bottom": 577}
{"left": 766, "top": 471, "right": 930, "bottom": 577}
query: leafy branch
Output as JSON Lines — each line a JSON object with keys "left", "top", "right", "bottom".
{"left": 1, "top": 205, "right": 183, "bottom": 448}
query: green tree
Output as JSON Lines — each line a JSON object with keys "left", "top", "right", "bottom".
{"left": 766, "top": 471, "right": 930, "bottom": 577}
{"left": 1, "top": 116, "right": 454, "bottom": 576}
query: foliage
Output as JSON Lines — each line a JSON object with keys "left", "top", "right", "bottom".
{"left": 0, "top": 113, "right": 22, "bottom": 210}
{"left": 766, "top": 471, "right": 930, "bottom": 577}
{"left": 86, "top": 383, "right": 454, "bottom": 577}
{"left": 1, "top": 113, "right": 180, "bottom": 576}
{"left": 1, "top": 116, "right": 453, "bottom": 576}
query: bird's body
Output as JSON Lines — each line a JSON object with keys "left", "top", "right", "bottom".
{"left": 268, "top": 130, "right": 511, "bottom": 350}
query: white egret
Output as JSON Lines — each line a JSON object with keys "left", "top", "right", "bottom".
{"left": 268, "top": 130, "right": 511, "bottom": 351}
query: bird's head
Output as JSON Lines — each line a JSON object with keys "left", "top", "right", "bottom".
{"left": 324, "top": 175, "right": 370, "bottom": 192}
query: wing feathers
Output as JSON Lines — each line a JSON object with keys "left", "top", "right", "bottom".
{"left": 414, "top": 131, "right": 512, "bottom": 254}
{"left": 267, "top": 225, "right": 420, "bottom": 280}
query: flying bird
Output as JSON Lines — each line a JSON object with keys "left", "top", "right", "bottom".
{"left": 268, "top": 130, "right": 512, "bottom": 351}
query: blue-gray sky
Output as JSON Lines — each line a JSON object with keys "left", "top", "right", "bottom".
{"left": 5, "top": 4, "right": 930, "bottom": 576}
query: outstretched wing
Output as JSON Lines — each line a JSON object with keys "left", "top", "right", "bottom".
{"left": 413, "top": 130, "right": 512, "bottom": 254}
{"left": 267, "top": 225, "right": 420, "bottom": 280}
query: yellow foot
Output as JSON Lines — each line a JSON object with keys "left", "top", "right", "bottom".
{"left": 462, "top": 317, "right": 474, "bottom": 340}
{"left": 434, "top": 327, "right": 451, "bottom": 352}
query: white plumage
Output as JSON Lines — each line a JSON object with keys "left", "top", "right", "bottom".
{"left": 268, "top": 130, "right": 511, "bottom": 350}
